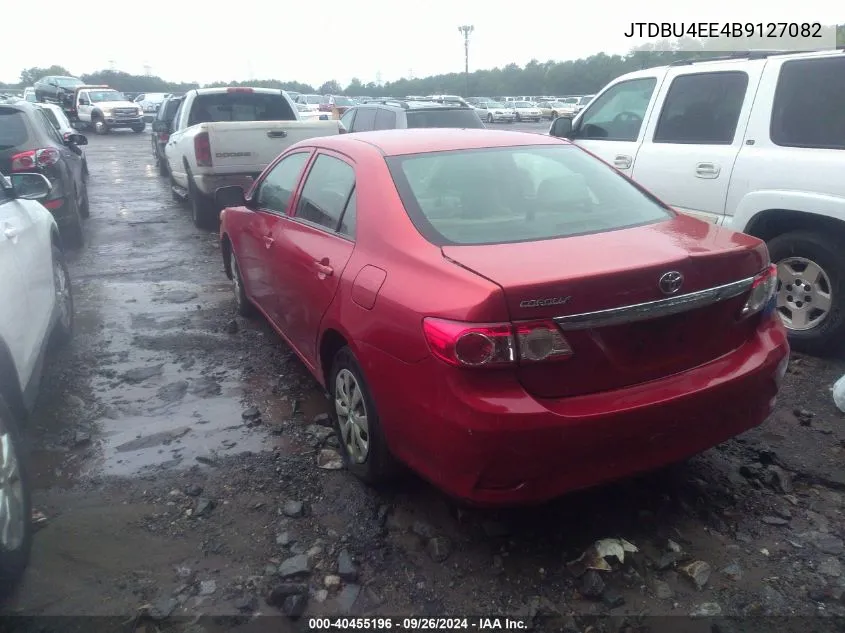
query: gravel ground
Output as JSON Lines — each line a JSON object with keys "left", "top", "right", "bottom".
{"left": 1, "top": 121, "right": 844, "bottom": 633}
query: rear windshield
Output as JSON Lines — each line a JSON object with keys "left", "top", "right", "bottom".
{"left": 41, "top": 109, "right": 61, "bottom": 130}
{"left": 0, "top": 109, "right": 29, "bottom": 150}
{"left": 405, "top": 109, "right": 484, "bottom": 129}
{"left": 387, "top": 145, "right": 672, "bottom": 246}
{"left": 162, "top": 98, "right": 183, "bottom": 121}
{"left": 188, "top": 92, "right": 295, "bottom": 125}
{"left": 54, "top": 77, "right": 83, "bottom": 88}
{"left": 333, "top": 96, "right": 353, "bottom": 106}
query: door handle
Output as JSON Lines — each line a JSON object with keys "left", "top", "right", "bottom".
{"left": 695, "top": 162, "right": 721, "bottom": 178}
{"left": 267, "top": 130, "right": 288, "bottom": 138}
{"left": 613, "top": 155, "right": 632, "bottom": 169}
{"left": 314, "top": 261, "right": 334, "bottom": 277}
{"left": 263, "top": 235, "right": 274, "bottom": 249}
{"left": 3, "top": 226, "right": 18, "bottom": 239}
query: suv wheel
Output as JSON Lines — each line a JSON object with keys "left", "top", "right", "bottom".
{"left": 768, "top": 230, "right": 845, "bottom": 355}
{"left": 93, "top": 117, "right": 109, "bottom": 135}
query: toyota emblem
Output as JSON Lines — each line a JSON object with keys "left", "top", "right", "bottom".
{"left": 658, "top": 271, "right": 684, "bottom": 295}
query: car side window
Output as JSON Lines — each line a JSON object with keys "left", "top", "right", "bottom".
{"left": 770, "top": 56, "right": 845, "bottom": 150}
{"left": 653, "top": 72, "right": 749, "bottom": 145}
{"left": 573, "top": 78, "right": 657, "bottom": 142}
{"left": 295, "top": 154, "right": 355, "bottom": 232}
{"left": 35, "top": 110, "right": 64, "bottom": 145}
{"left": 340, "top": 108, "right": 356, "bottom": 131}
{"left": 256, "top": 152, "right": 311, "bottom": 215}
{"left": 337, "top": 189, "right": 356, "bottom": 238}
{"left": 351, "top": 107, "right": 376, "bottom": 132}
{"left": 373, "top": 109, "right": 396, "bottom": 130}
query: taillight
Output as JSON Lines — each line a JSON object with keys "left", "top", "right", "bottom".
{"left": 227, "top": 87, "right": 253, "bottom": 93}
{"left": 740, "top": 264, "right": 778, "bottom": 319}
{"left": 194, "top": 132, "right": 212, "bottom": 167}
{"left": 10, "top": 148, "right": 60, "bottom": 172}
{"left": 423, "top": 318, "right": 573, "bottom": 368}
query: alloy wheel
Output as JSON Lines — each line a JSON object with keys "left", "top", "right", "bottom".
{"left": 335, "top": 369, "right": 369, "bottom": 464}
{"left": 0, "top": 418, "right": 25, "bottom": 552}
{"left": 230, "top": 251, "right": 243, "bottom": 305}
{"left": 776, "top": 256, "right": 833, "bottom": 331}
{"left": 54, "top": 256, "right": 72, "bottom": 332}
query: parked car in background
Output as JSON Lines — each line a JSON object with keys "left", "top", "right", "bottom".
{"left": 285, "top": 91, "right": 301, "bottom": 102}
{"left": 512, "top": 100, "right": 543, "bottom": 122}
{"left": 163, "top": 87, "right": 343, "bottom": 228}
{"left": 474, "top": 101, "right": 516, "bottom": 124}
{"left": 134, "top": 93, "right": 171, "bottom": 119}
{"left": 22, "top": 88, "right": 37, "bottom": 104}
{"left": 216, "top": 128, "right": 788, "bottom": 505}
{"left": 296, "top": 94, "right": 323, "bottom": 112}
{"left": 36, "top": 103, "right": 89, "bottom": 179}
{"left": 33, "top": 76, "right": 85, "bottom": 108}
{"left": 0, "top": 169, "right": 74, "bottom": 599}
{"left": 319, "top": 95, "right": 355, "bottom": 115}
{"left": 339, "top": 99, "right": 485, "bottom": 132}
{"left": 573, "top": 94, "right": 595, "bottom": 114}
{"left": 296, "top": 103, "right": 331, "bottom": 121}
{"left": 0, "top": 101, "right": 90, "bottom": 247}
{"left": 548, "top": 49, "right": 845, "bottom": 354}
{"left": 150, "top": 95, "right": 184, "bottom": 176}
{"left": 536, "top": 100, "right": 572, "bottom": 120}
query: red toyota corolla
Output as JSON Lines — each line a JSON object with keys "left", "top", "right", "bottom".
{"left": 217, "top": 129, "right": 789, "bottom": 506}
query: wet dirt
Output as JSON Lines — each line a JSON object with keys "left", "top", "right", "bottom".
{"left": 2, "top": 131, "right": 845, "bottom": 632}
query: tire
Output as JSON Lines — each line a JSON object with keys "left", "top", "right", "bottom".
{"left": 78, "top": 180, "right": 90, "bottom": 219}
{"left": 187, "top": 170, "right": 217, "bottom": 230}
{"left": 169, "top": 173, "right": 183, "bottom": 203}
{"left": 487, "top": 114, "right": 493, "bottom": 124}
{"left": 132, "top": 124, "right": 145, "bottom": 133}
{"left": 515, "top": 114, "right": 521, "bottom": 122}
{"left": 228, "top": 248, "right": 255, "bottom": 318}
{"left": 48, "top": 245, "right": 74, "bottom": 348}
{"left": 154, "top": 142, "right": 169, "bottom": 177}
{"left": 82, "top": 159, "right": 89, "bottom": 182}
{"left": 767, "top": 230, "right": 845, "bottom": 356}
{"left": 0, "top": 394, "right": 33, "bottom": 602}
{"left": 551, "top": 111, "right": 558, "bottom": 119}
{"left": 329, "top": 347, "right": 397, "bottom": 485}
{"left": 60, "top": 193, "right": 84, "bottom": 249}
{"left": 93, "top": 117, "right": 109, "bottom": 135}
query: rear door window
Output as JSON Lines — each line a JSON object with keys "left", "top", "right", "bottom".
{"left": 405, "top": 109, "right": 484, "bottom": 128}
{"left": 770, "top": 56, "right": 845, "bottom": 150}
{"left": 373, "top": 109, "right": 396, "bottom": 130}
{"left": 351, "top": 107, "right": 376, "bottom": 132}
{"left": 294, "top": 154, "right": 356, "bottom": 232}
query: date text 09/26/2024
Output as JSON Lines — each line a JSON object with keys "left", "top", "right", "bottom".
{"left": 623, "top": 22, "right": 824, "bottom": 39}
{"left": 308, "top": 618, "right": 529, "bottom": 631}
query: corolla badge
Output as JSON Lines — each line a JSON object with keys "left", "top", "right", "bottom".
{"left": 658, "top": 271, "right": 684, "bottom": 295}
{"left": 519, "top": 296, "right": 571, "bottom": 308}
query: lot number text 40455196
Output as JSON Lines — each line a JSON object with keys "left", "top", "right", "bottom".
{"left": 308, "top": 617, "right": 529, "bottom": 630}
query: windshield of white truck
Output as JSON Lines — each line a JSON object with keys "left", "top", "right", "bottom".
{"left": 88, "top": 90, "right": 127, "bottom": 103}
{"left": 188, "top": 92, "right": 296, "bottom": 125}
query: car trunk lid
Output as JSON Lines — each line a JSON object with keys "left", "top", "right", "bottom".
{"left": 441, "top": 214, "right": 769, "bottom": 398}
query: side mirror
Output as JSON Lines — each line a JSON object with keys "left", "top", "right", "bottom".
{"left": 64, "top": 132, "right": 88, "bottom": 146}
{"left": 549, "top": 116, "right": 573, "bottom": 139}
{"left": 152, "top": 120, "right": 170, "bottom": 133}
{"left": 215, "top": 185, "right": 247, "bottom": 208}
{"left": 10, "top": 172, "right": 52, "bottom": 201}
{"left": 78, "top": 99, "right": 89, "bottom": 106}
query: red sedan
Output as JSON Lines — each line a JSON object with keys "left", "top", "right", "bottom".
{"left": 217, "top": 129, "right": 790, "bottom": 506}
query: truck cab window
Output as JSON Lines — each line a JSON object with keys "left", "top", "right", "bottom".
{"left": 573, "top": 78, "right": 657, "bottom": 142}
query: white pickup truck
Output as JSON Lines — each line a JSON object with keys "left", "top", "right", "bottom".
{"left": 162, "top": 87, "right": 343, "bottom": 228}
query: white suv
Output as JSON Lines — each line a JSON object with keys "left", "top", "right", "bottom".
{"left": 550, "top": 49, "right": 845, "bottom": 354}
{"left": 0, "top": 171, "right": 74, "bottom": 597}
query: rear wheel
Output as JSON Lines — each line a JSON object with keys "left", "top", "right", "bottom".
{"left": 0, "top": 395, "right": 33, "bottom": 602}
{"left": 768, "top": 231, "right": 845, "bottom": 355}
{"left": 132, "top": 124, "right": 145, "bottom": 133}
{"left": 49, "top": 245, "right": 74, "bottom": 347}
{"left": 487, "top": 113, "right": 493, "bottom": 123}
{"left": 78, "top": 181, "right": 90, "bottom": 219}
{"left": 187, "top": 171, "right": 217, "bottom": 230}
{"left": 229, "top": 248, "right": 255, "bottom": 318}
{"left": 61, "top": 194, "right": 84, "bottom": 249}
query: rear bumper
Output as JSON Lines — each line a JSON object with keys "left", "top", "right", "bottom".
{"left": 194, "top": 173, "right": 260, "bottom": 197}
{"left": 363, "top": 316, "right": 789, "bottom": 506}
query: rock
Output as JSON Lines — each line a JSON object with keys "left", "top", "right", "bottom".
{"left": 225, "top": 319, "right": 239, "bottom": 334}
{"left": 376, "top": 505, "right": 390, "bottom": 526}
{"left": 761, "top": 515, "right": 790, "bottom": 526}
{"left": 150, "top": 597, "right": 178, "bottom": 620}
{"left": 264, "top": 564, "right": 279, "bottom": 576}
{"left": 184, "top": 484, "right": 202, "bottom": 497}
{"left": 766, "top": 465, "right": 794, "bottom": 493}
{"left": 721, "top": 562, "right": 743, "bottom": 581}
{"left": 652, "top": 580, "right": 674, "bottom": 599}
{"left": 72, "top": 431, "right": 92, "bottom": 447}
{"left": 123, "top": 364, "right": 164, "bottom": 384}
{"left": 313, "top": 413, "right": 333, "bottom": 427}
{"left": 276, "top": 531, "right": 294, "bottom": 547}
{"left": 306, "top": 425, "right": 333, "bottom": 442}
{"left": 481, "top": 521, "right": 511, "bottom": 538}
{"left": 199, "top": 580, "right": 217, "bottom": 596}
{"left": 761, "top": 585, "right": 788, "bottom": 615}
{"left": 314, "top": 589, "right": 329, "bottom": 603}
{"left": 317, "top": 449, "right": 344, "bottom": 470}
{"left": 680, "top": 560, "right": 712, "bottom": 590}
{"left": 411, "top": 520, "right": 435, "bottom": 539}
{"left": 667, "top": 539, "right": 682, "bottom": 553}
{"left": 773, "top": 507, "right": 792, "bottom": 519}
{"left": 282, "top": 594, "right": 308, "bottom": 618}
{"left": 307, "top": 545, "right": 323, "bottom": 559}
{"left": 655, "top": 551, "right": 683, "bottom": 571}
{"left": 234, "top": 595, "right": 256, "bottom": 612}
{"left": 690, "top": 603, "right": 722, "bottom": 618}
{"left": 195, "top": 455, "right": 216, "bottom": 466}
{"left": 194, "top": 498, "right": 214, "bottom": 517}
{"left": 324, "top": 575, "right": 342, "bottom": 588}
{"left": 337, "top": 549, "right": 358, "bottom": 581}
{"left": 426, "top": 536, "right": 452, "bottom": 562}
{"left": 157, "top": 380, "right": 189, "bottom": 403}
{"left": 242, "top": 406, "right": 261, "bottom": 421}
{"left": 283, "top": 500, "right": 305, "bottom": 518}
{"left": 602, "top": 589, "right": 625, "bottom": 608}
{"left": 189, "top": 377, "right": 222, "bottom": 398}
{"left": 801, "top": 531, "right": 844, "bottom": 555}
{"left": 164, "top": 290, "right": 198, "bottom": 304}
{"left": 336, "top": 584, "right": 361, "bottom": 613}
{"left": 278, "top": 554, "right": 310, "bottom": 579}
{"left": 819, "top": 557, "right": 843, "bottom": 577}
{"left": 325, "top": 435, "right": 340, "bottom": 448}
{"left": 266, "top": 583, "right": 308, "bottom": 607}
{"left": 579, "top": 570, "right": 605, "bottom": 599}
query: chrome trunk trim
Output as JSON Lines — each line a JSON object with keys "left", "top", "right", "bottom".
{"left": 553, "top": 276, "right": 756, "bottom": 331}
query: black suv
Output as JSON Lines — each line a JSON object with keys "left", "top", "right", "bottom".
{"left": 0, "top": 100, "right": 89, "bottom": 247}
{"left": 339, "top": 99, "right": 485, "bottom": 132}
{"left": 150, "top": 95, "right": 184, "bottom": 176}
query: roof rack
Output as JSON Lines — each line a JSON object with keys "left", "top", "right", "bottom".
{"left": 669, "top": 47, "right": 844, "bottom": 66}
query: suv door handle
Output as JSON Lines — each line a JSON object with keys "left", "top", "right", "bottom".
{"left": 613, "top": 155, "right": 632, "bottom": 169}
{"left": 314, "top": 261, "right": 334, "bottom": 277}
{"left": 695, "top": 162, "right": 721, "bottom": 178}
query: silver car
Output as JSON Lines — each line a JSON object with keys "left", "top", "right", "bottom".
{"left": 512, "top": 101, "right": 543, "bottom": 122}
{"left": 476, "top": 101, "right": 516, "bottom": 123}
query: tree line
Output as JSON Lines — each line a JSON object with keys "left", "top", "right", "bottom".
{"left": 3, "top": 26, "right": 842, "bottom": 98}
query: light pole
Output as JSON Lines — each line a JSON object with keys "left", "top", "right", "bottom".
{"left": 458, "top": 25, "right": 474, "bottom": 97}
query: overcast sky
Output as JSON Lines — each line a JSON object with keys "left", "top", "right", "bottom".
{"left": 3, "top": 0, "right": 841, "bottom": 87}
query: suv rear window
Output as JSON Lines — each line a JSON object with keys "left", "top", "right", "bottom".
{"left": 405, "top": 109, "right": 484, "bottom": 129}
{"left": 771, "top": 56, "right": 845, "bottom": 150}
{"left": 188, "top": 92, "right": 296, "bottom": 125}
{"left": 161, "top": 98, "right": 183, "bottom": 122}
{"left": 0, "top": 109, "right": 29, "bottom": 149}
{"left": 387, "top": 145, "right": 671, "bottom": 246}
